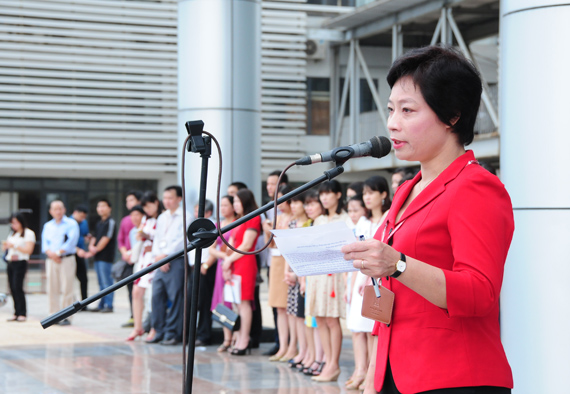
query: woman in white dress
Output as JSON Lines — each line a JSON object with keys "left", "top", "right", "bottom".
{"left": 126, "top": 192, "right": 163, "bottom": 341}
{"left": 346, "top": 175, "right": 391, "bottom": 390}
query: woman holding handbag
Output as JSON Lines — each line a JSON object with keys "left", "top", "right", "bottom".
{"left": 2, "top": 212, "right": 35, "bottom": 322}
{"left": 223, "top": 189, "right": 261, "bottom": 356}
{"left": 208, "top": 195, "right": 237, "bottom": 352}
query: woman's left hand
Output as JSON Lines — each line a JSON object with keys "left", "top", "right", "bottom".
{"left": 341, "top": 239, "right": 400, "bottom": 278}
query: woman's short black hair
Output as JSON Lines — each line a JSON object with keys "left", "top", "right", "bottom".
{"left": 318, "top": 180, "right": 344, "bottom": 215}
{"left": 236, "top": 189, "right": 259, "bottom": 216}
{"left": 387, "top": 45, "right": 482, "bottom": 146}
{"left": 348, "top": 194, "right": 366, "bottom": 212}
{"left": 140, "top": 191, "right": 165, "bottom": 217}
{"left": 222, "top": 195, "right": 234, "bottom": 205}
{"left": 303, "top": 190, "right": 322, "bottom": 206}
{"left": 363, "top": 175, "right": 392, "bottom": 214}
{"left": 347, "top": 181, "right": 364, "bottom": 196}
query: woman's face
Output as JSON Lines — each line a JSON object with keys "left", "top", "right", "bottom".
{"left": 290, "top": 200, "right": 305, "bottom": 217}
{"left": 277, "top": 193, "right": 291, "bottom": 214}
{"left": 233, "top": 196, "right": 244, "bottom": 216}
{"left": 347, "top": 200, "right": 366, "bottom": 225}
{"left": 10, "top": 218, "right": 22, "bottom": 233}
{"left": 143, "top": 200, "right": 158, "bottom": 218}
{"left": 319, "top": 191, "right": 341, "bottom": 211}
{"left": 387, "top": 76, "right": 457, "bottom": 163}
{"left": 363, "top": 187, "right": 386, "bottom": 211}
{"left": 304, "top": 200, "right": 323, "bottom": 220}
{"left": 220, "top": 197, "right": 235, "bottom": 219}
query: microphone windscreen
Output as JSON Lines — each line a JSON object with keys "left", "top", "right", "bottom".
{"left": 369, "top": 136, "right": 392, "bottom": 158}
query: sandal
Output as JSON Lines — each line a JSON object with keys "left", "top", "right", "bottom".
{"left": 303, "top": 361, "right": 324, "bottom": 376}
{"left": 6, "top": 316, "right": 18, "bottom": 322}
{"left": 217, "top": 340, "right": 232, "bottom": 353}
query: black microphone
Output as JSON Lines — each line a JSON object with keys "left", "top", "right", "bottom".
{"left": 295, "top": 136, "right": 392, "bottom": 166}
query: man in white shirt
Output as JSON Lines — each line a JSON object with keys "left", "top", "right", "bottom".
{"left": 146, "top": 186, "right": 186, "bottom": 346}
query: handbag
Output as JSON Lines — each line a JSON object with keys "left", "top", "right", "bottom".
{"left": 223, "top": 274, "right": 241, "bottom": 304}
{"left": 212, "top": 303, "right": 241, "bottom": 332}
{"left": 111, "top": 259, "right": 127, "bottom": 281}
{"left": 361, "top": 283, "right": 395, "bottom": 325}
{"left": 130, "top": 241, "right": 143, "bottom": 265}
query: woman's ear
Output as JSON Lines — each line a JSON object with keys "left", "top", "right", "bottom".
{"left": 336, "top": 191, "right": 342, "bottom": 201}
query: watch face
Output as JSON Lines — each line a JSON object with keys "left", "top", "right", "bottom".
{"left": 396, "top": 260, "right": 406, "bottom": 272}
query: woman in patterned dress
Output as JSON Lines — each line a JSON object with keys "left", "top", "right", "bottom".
{"left": 308, "top": 180, "right": 348, "bottom": 382}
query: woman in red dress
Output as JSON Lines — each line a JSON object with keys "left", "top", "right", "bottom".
{"left": 222, "top": 188, "right": 261, "bottom": 355}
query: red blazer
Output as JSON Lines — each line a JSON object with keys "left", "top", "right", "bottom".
{"left": 372, "top": 151, "right": 514, "bottom": 393}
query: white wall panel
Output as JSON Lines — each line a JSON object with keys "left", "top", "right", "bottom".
{"left": 0, "top": 0, "right": 178, "bottom": 175}
{"left": 261, "top": 0, "right": 308, "bottom": 176}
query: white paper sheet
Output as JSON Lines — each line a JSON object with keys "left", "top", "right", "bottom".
{"left": 271, "top": 221, "right": 358, "bottom": 276}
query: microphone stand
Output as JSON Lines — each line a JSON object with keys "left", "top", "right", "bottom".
{"left": 40, "top": 132, "right": 346, "bottom": 394}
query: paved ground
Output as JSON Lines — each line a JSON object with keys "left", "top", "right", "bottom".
{"left": 0, "top": 269, "right": 358, "bottom": 394}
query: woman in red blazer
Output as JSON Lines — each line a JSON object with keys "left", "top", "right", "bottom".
{"left": 342, "top": 46, "right": 514, "bottom": 394}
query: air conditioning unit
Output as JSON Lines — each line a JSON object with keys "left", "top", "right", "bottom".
{"left": 306, "top": 39, "right": 327, "bottom": 60}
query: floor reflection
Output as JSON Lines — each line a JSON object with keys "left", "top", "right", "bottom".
{"left": 0, "top": 342, "right": 354, "bottom": 394}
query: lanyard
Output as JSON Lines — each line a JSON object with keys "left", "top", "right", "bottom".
{"left": 381, "top": 220, "right": 405, "bottom": 246}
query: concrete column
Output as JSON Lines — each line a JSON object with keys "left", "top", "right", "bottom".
{"left": 178, "top": 0, "right": 261, "bottom": 207}
{"left": 499, "top": 1, "right": 570, "bottom": 393}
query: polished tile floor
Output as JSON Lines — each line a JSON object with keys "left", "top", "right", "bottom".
{"left": 0, "top": 271, "right": 358, "bottom": 394}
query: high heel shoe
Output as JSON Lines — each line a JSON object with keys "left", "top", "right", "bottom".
{"left": 217, "top": 340, "right": 232, "bottom": 353}
{"left": 126, "top": 329, "right": 145, "bottom": 341}
{"left": 278, "top": 353, "right": 297, "bottom": 363}
{"left": 312, "top": 368, "right": 341, "bottom": 382}
{"left": 303, "top": 361, "right": 324, "bottom": 376}
{"left": 345, "top": 374, "right": 366, "bottom": 390}
{"left": 230, "top": 341, "right": 251, "bottom": 356}
{"left": 288, "top": 359, "right": 304, "bottom": 369}
{"left": 268, "top": 353, "right": 283, "bottom": 362}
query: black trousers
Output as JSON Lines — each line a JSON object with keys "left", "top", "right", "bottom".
{"left": 249, "top": 258, "right": 263, "bottom": 346}
{"left": 196, "top": 261, "right": 217, "bottom": 342}
{"left": 267, "top": 265, "right": 279, "bottom": 345}
{"left": 380, "top": 360, "right": 512, "bottom": 394}
{"left": 7, "top": 260, "right": 27, "bottom": 317}
{"left": 75, "top": 255, "right": 88, "bottom": 300}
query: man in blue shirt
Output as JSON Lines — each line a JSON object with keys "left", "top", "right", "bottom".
{"left": 71, "top": 205, "right": 90, "bottom": 302}
{"left": 41, "top": 200, "right": 80, "bottom": 326}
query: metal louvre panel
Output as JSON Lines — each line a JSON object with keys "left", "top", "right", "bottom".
{"left": 0, "top": 0, "right": 178, "bottom": 174}
{"left": 261, "top": 0, "right": 307, "bottom": 176}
